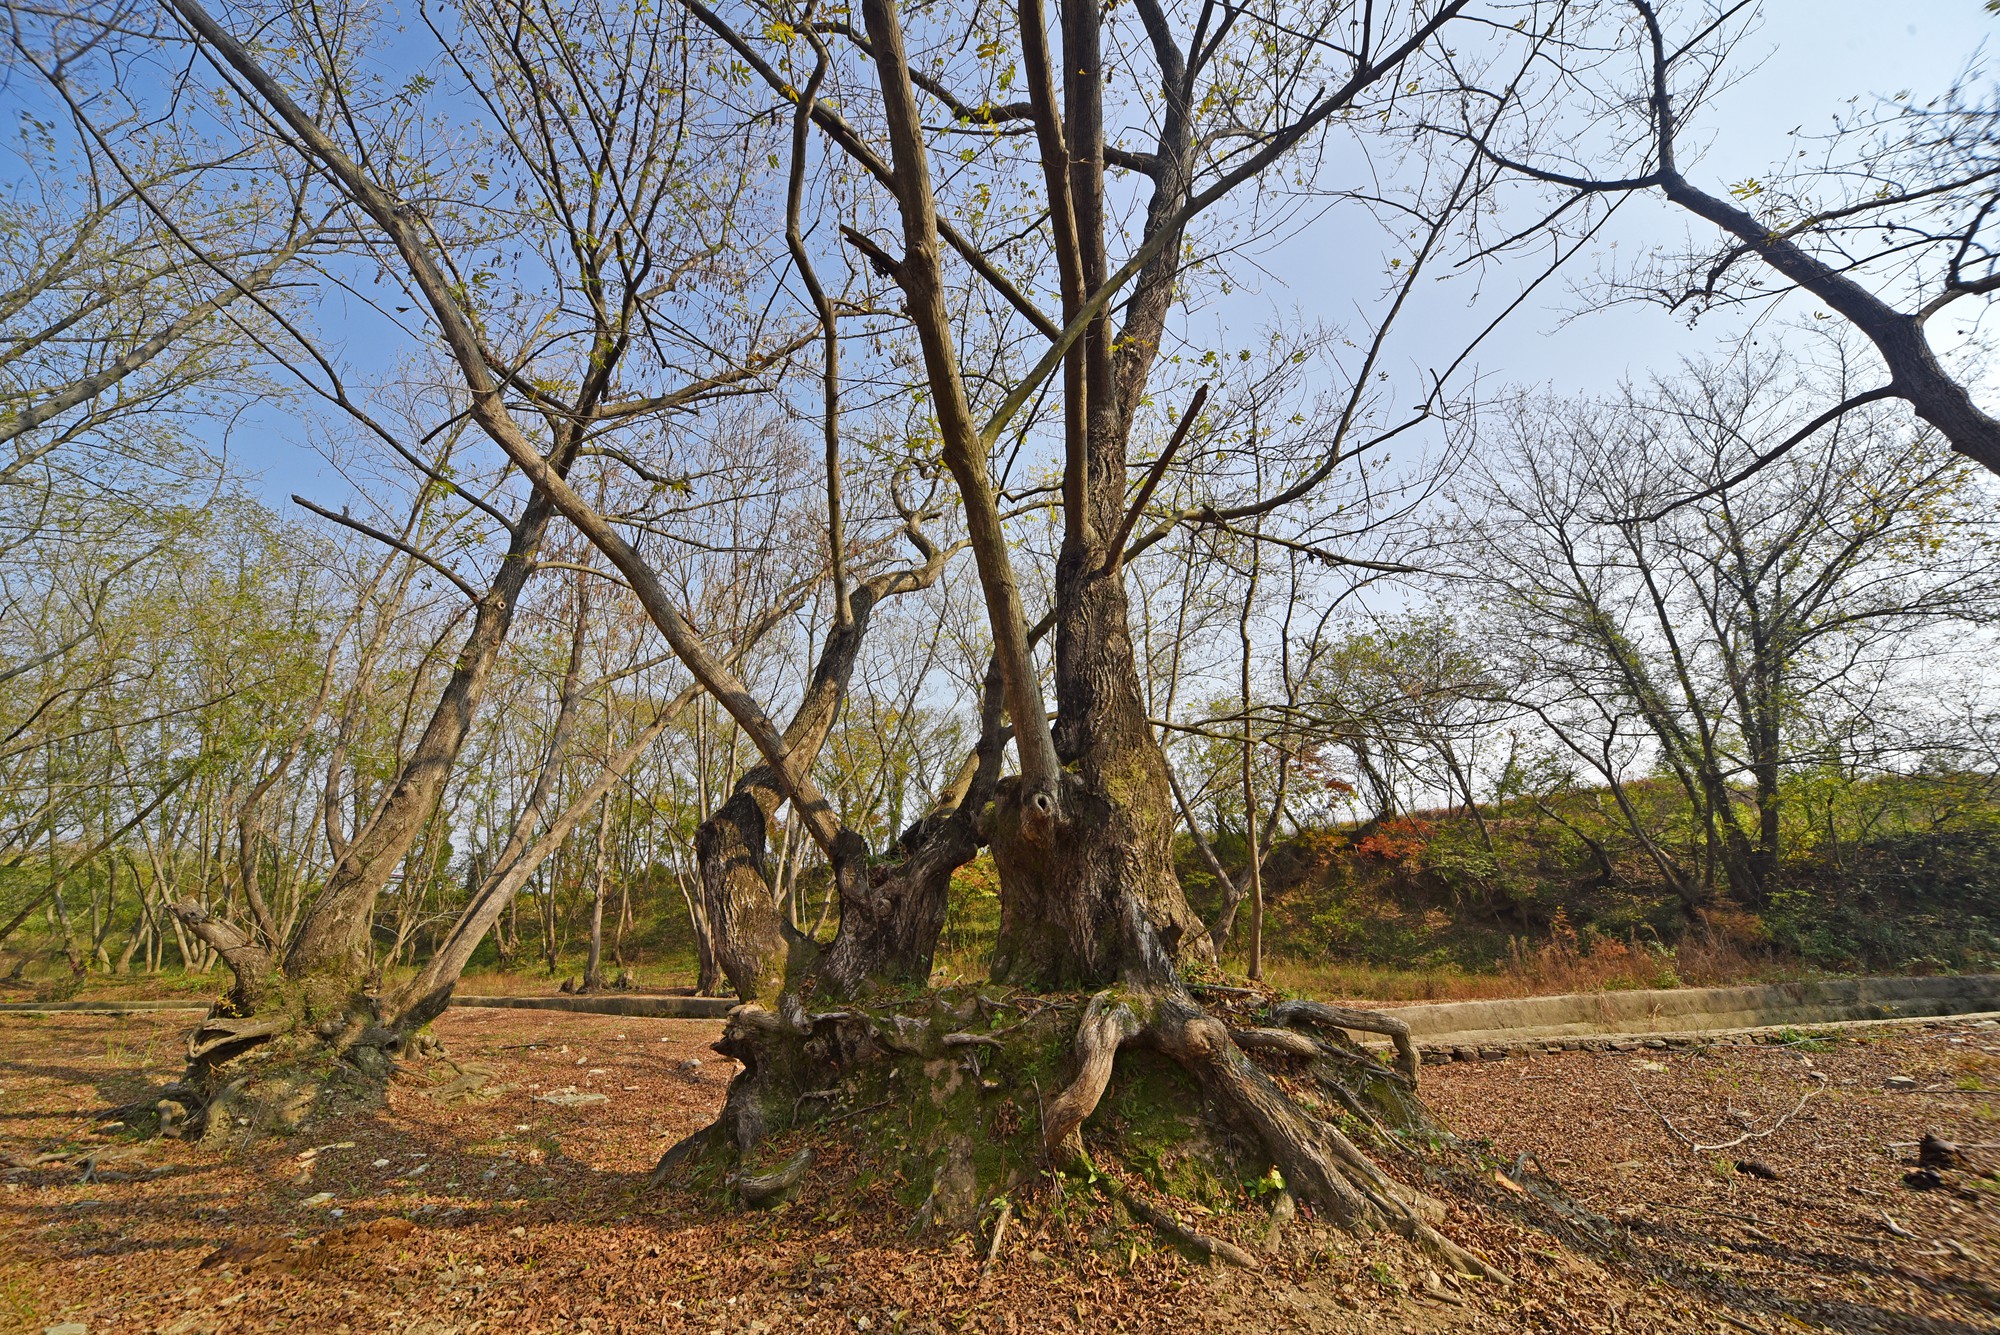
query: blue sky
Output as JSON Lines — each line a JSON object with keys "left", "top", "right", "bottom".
{"left": 223, "top": 0, "right": 1995, "bottom": 513}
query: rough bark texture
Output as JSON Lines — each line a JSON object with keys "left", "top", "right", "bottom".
{"left": 974, "top": 0, "right": 1210, "bottom": 993}
{"left": 697, "top": 557, "right": 950, "bottom": 1004}
{"left": 987, "top": 478, "right": 1211, "bottom": 989}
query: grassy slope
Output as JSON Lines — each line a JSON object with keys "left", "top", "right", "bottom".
{"left": 13, "top": 779, "right": 1999, "bottom": 1006}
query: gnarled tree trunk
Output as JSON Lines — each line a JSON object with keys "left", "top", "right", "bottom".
{"left": 696, "top": 551, "right": 952, "bottom": 1003}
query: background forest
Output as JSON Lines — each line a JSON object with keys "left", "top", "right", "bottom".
{"left": 7, "top": 350, "right": 1995, "bottom": 1001}
{"left": 3, "top": 0, "right": 1998, "bottom": 1011}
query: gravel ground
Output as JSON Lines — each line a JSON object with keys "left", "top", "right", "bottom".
{"left": 0, "top": 1009, "right": 1994, "bottom": 1334}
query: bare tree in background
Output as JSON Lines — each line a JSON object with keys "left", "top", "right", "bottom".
{"left": 2, "top": 0, "right": 821, "bottom": 1100}
{"left": 1445, "top": 0, "right": 2000, "bottom": 478}
{"left": 1459, "top": 353, "right": 1998, "bottom": 911}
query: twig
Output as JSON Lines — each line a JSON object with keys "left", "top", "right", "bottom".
{"left": 1656, "top": 1201, "right": 1769, "bottom": 1227}
{"left": 791, "top": 1088, "right": 838, "bottom": 1124}
{"left": 1102, "top": 386, "right": 1207, "bottom": 577}
{"left": 942, "top": 1017, "right": 1031, "bottom": 1048}
{"left": 291, "top": 494, "right": 481, "bottom": 602}
{"left": 1094, "top": 1172, "right": 1260, "bottom": 1269}
{"left": 1629, "top": 1071, "right": 1825, "bottom": 1152}
{"left": 976, "top": 1197, "right": 1013, "bottom": 1293}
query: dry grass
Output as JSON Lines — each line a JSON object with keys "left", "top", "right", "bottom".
{"left": 1245, "top": 913, "right": 1801, "bottom": 1005}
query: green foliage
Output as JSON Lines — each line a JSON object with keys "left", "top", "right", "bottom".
{"left": 936, "top": 855, "right": 1002, "bottom": 975}
{"left": 1191, "top": 766, "right": 2000, "bottom": 991}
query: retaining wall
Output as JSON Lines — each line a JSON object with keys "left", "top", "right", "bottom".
{"left": 450, "top": 994, "right": 733, "bottom": 1019}
{"left": 6, "top": 975, "right": 1997, "bottom": 1042}
{"left": 1368, "top": 973, "right": 2000, "bottom": 1054}
{"left": 0, "top": 993, "right": 734, "bottom": 1019}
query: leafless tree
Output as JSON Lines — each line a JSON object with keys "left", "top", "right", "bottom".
{"left": 1441, "top": 0, "right": 2000, "bottom": 479}
{"left": 1458, "top": 352, "right": 1998, "bottom": 910}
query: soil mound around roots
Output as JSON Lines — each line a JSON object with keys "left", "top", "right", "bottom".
{"left": 653, "top": 984, "right": 1591, "bottom": 1282}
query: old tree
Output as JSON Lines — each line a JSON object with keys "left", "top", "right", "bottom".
{"left": 101, "top": 0, "right": 1997, "bottom": 1272}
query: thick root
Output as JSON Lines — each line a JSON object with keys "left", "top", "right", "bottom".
{"left": 732, "top": 1146, "right": 814, "bottom": 1206}
{"left": 1041, "top": 992, "right": 1139, "bottom": 1157}
{"left": 1151, "top": 995, "right": 1389, "bottom": 1230}
{"left": 159, "top": 980, "right": 443, "bottom": 1143}
{"left": 1151, "top": 993, "right": 1506, "bottom": 1282}
{"left": 1269, "top": 998, "right": 1420, "bottom": 1085}
{"left": 187, "top": 1014, "right": 294, "bottom": 1065}
{"left": 654, "top": 984, "right": 1513, "bottom": 1283}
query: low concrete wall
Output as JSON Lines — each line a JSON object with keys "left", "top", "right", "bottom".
{"left": 0, "top": 999, "right": 207, "bottom": 1014}
{"left": 10, "top": 976, "right": 1996, "bottom": 1038}
{"left": 1377, "top": 974, "right": 2000, "bottom": 1049}
{"left": 0, "top": 994, "right": 735, "bottom": 1020}
{"left": 452, "top": 994, "right": 734, "bottom": 1020}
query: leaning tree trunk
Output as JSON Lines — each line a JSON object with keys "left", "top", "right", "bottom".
{"left": 379, "top": 671, "right": 711, "bottom": 1030}
{"left": 696, "top": 556, "right": 947, "bottom": 1004}
{"left": 280, "top": 488, "right": 557, "bottom": 994}
{"left": 153, "top": 486, "right": 567, "bottom": 1138}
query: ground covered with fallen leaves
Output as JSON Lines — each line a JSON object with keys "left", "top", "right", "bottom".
{"left": 1, "top": 1007, "right": 1994, "bottom": 1333}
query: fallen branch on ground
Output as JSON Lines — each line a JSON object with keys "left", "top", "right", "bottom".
{"left": 1087, "top": 1166, "right": 1261, "bottom": 1269}
{"left": 1630, "top": 1070, "right": 1826, "bottom": 1153}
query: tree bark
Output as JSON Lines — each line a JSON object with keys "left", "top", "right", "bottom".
{"left": 284, "top": 490, "right": 557, "bottom": 984}
{"left": 980, "top": 0, "right": 1210, "bottom": 989}
{"left": 697, "top": 557, "right": 947, "bottom": 1002}
{"left": 584, "top": 799, "right": 610, "bottom": 990}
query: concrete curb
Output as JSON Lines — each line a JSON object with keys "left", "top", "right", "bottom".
{"left": 451, "top": 994, "right": 734, "bottom": 1019}
{"left": 1348, "top": 973, "right": 2000, "bottom": 1065}
{"left": 0, "top": 994, "right": 736, "bottom": 1020}
{"left": 0, "top": 999, "right": 209, "bottom": 1014}
{"left": 1410, "top": 1011, "right": 2000, "bottom": 1064}
{"left": 8, "top": 975, "right": 1995, "bottom": 1043}
{"left": 1387, "top": 972, "right": 1998, "bottom": 1042}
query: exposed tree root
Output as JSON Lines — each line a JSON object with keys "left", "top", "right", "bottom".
{"left": 1041, "top": 993, "right": 1139, "bottom": 1156}
{"left": 110, "top": 972, "right": 457, "bottom": 1146}
{"left": 732, "top": 1146, "right": 814, "bottom": 1205}
{"left": 660, "top": 983, "right": 1516, "bottom": 1284}
{"left": 1268, "top": 998, "right": 1420, "bottom": 1084}
{"left": 1149, "top": 992, "right": 1507, "bottom": 1282}
{"left": 1086, "top": 1158, "right": 1262, "bottom": 1269}
{"left": 186, "top": 1014, "right": 295, "bottom": 1066}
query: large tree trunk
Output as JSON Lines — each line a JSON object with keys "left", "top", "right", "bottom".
{"left": 985, "top": 526, "right": 1212, "bottom": 989}
{"left": 820, "top": 674, "right": 1010, "bottom": 995}
{"left": 696, "top": 561, "right": 946, "bottom": 1003}
{"left": 652, "top": 0, "right": 1503, "bottom": 1273}
{"left": 283, "top": 489, "right": 557, "bottom": 987}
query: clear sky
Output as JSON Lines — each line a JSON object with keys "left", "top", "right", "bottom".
{"left": 231, "top": 0, "right": 1995, "bottom": 512}
{"left": 1316, "top": 0, "right": 1997, "bottom": 399}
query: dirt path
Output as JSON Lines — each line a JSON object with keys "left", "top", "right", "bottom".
{"left": 1, "top": 1010, "right": 1994, "bottom": 1333}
